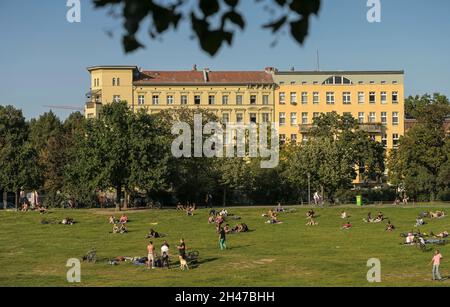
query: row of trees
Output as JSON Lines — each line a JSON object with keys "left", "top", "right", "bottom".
{"left": 1, "top": 94, "right": 449, "bottom": 208}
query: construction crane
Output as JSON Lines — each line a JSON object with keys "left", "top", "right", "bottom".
{"left": 43, "top": 105, "right": 84, "bottom": 112}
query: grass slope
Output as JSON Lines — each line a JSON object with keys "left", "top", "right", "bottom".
{"left": 1, "top": 204, "right": 449, "bottom": 287}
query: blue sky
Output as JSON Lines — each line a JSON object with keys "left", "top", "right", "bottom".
{"left": 1, "top": 0, "right": 450, "bottom": 120}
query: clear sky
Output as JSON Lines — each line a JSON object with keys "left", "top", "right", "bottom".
{"left": 1, "top": 0, "right": 450, "bottom": 120}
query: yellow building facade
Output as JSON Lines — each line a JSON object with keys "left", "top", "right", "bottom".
{"left": 272, "top": 70, "right": 405, "bottom": 150}
{"left": 85, "top": 66, "right": 275, "bottom": 125}
{"left": 85, "top": 66, "right": 404, "bottom": 151}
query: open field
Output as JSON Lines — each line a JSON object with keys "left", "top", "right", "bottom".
{"left": 1, "top": 204, "right": 450, "bottom": 287}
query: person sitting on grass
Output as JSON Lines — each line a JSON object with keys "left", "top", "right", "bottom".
{"left": 415, "top": 217, "right": 426, "bottom": 227}
{"left": 109, "top": 216, "right": 117, "bottom": 224}
{"left": 113, "top": 223, "right": 127, "bottom": 234}
{"left": 266, "top": 215, "right": 283, "bottom": 224}
{"left": 38, "top": 206, "right": 48, "bottom": 214}
{"left": 306, "top": 210, "right": 316, "bottom": 219}
{"left": 119, "top": 215, "right": 128, "bottom": 224}
{"left": 363, "top": 212, "right": 373, "bottom": 223}
{"left": 21, "top": 203, "right": 29, "bottom": 212}
{"left": 209, "top": 208, "right": 217, "bottom": 216}
{"left": 306, "top": 217, "right": 319, "bottom": 226}
{"left": 386, "top": 221, "right": 395, "bottom": 231}
{"left": 219, "top": 209, "right": 228, "bottom": 217}
{"left": 208, "top": 215, "right": 215, "bottom": 224}
{"left": 376, "top": 212, "right": 385, "bottom": 222}
{"left": 341, "top": 221, "right": 352, "bottom": 230}
{"left": 341, "top": 211, "right": 349, "bottom": 219}
{"left": 176, "top": 202, "right": 184, "bottom": 210}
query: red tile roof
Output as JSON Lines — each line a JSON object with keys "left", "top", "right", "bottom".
{"left": 134, "top": 70, "right": 274, "bottom": 85}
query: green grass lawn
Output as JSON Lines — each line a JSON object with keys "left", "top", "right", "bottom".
{"left": 1, "top": 204, "right": 450, "bottom": 287}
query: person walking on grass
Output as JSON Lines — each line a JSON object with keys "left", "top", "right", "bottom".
{"left": 219, "top": 227, "right": 227, "bottom": 250}
{"left": 430, "top": 250, "right": 443, "bottom": 281}
{"left": 147, "top": 241, "right": 155, "bottom": 269}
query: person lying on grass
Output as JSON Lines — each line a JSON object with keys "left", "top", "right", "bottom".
{"left": 341, "top": 211, "right": 349, "bottom": 219}
{"left": 341, "top": 221, "right": 352, "bottom": 230}
{"left": 266, "top": 215, "right": 283, "bottom": 224}
{"left": 405, "top": 233, "right": 415, "bottom": 245}
{"left": 146, "top": 228, "right": 161, "bottom": 239}
{"left": 431, "top": 231, "right": 449, "bottom": 239}
{"left": 306, "top": 217, "right": 318, "bottom": 226}
{"left": 61, "top": 218, "right": 75, "bottom": 225}
{"left": 386, "top": 220, "right": 396, "bottom": 231}
{"left": 430, "top": 211, "right": 445, "bottom": 219}
{"left": 233, "top": 223, "right": 249, "bottom": 233}
{"left": 224, "top": 224, "right": 232, "bottom": 234}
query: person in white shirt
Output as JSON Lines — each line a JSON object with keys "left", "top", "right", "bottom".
{"left": 161, "top": 241, "right": 170, "bottom": 268}
{"left": 406, "top": 233, "right": 415, "bottom": 244}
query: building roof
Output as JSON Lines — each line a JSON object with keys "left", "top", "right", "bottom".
{"left": 275, "top": 70, "right": 404, "bottom": 75}
{"left": 134, "top": 70, "right": 274, "bottom": 85}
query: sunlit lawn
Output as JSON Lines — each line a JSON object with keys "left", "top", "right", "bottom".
{"left": 1, "top": 204, "right": 450, "bottom": 287}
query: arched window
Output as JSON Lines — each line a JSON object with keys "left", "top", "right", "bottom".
{"left": 323, "top": 76, "right": 352, "bottom": 85}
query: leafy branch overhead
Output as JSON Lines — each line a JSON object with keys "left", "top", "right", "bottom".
{"left": 92, "top": 0, "right": 321, "bottom": 55}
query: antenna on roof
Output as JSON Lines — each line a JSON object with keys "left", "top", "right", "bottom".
{"left": 290, "top": 66, "right": 295, "bottom": 72}
{"left": 316, "top": 49, "right": 320, "bottom": 71}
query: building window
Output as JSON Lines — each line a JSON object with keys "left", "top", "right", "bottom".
{"left": 262, "top": 113, "right": 270, "bottom": 123}
{"left": 302, "top": 135, "right": 308, "bottom": 144}
{"left": 263, "top": 95, "right": 269, "bottom": 105}
{"left": 369, "top": 112, "right": 376, "bottom": 123}
{"left": 313, "top": 92, "right": 319, "bottom": 104}
{"left": 208, "top": 95, "right": 215, "bottom": 105}
{"left": 369, "top": 92, "right": 376, "bottom": 104}
{"left": 279, "top": 112, "right": 286, "bottom": 126}
{"left": 112, "top": 78, "right": 116, "bottom": 86}
{"left": 313, "top": 112, "right": 320, "bottom": 119}
{"left": 392, "top": 112, "right": 399, "bottom": 125}
{"left": 301, "top": 92, "right": 308, "bottom": 104}
{"left": 280, "top": 134, "right": 286, "bottom": 146}
{"left": 167, "top": 95, "right": 174, "bottom": 105}
{"left": 343, "top": 92, "right": 351, "bottom": 105}
{"left": 138, "top": 95, "right": 145, "bottom": 105}
{"left": 302, "top": 112, "right": 308, "bottom": 125}
{"left": 250, "top": 113, "right": 257, "bottom": 123}
{"left": 393, "top": 134, "right": 399, "bottom": 148}
{"left": 222, "top": 113, "right": 230, "bottom": 124}
{"left": 236, "top": 95, "right": 243, "bottom": 105}
{"left": 290, "top": 112, "right": 297, "bottom": 126}
{"left": 152, "top": 95, "right": 159, "bottom": 105}
{"left": 381, "top": 92, "right": 387, "bottom": 104}
{"left": 358, "top": 92, "right": 365, "bottom": 104}
{"left": 290, "top": 134, "right": 297, "bottom": 144}
{"left": 392, "top": 91, "right": 399, "bottom": 104}
{"left": 358, "top": 112, "right": 365, "bottom": 124}
{"left": 382, "top": 134, "right": 387, "bottom": 148}
{"left": 326, "top": 92, "right": 335, "bottom": 104}
{"left": 222, "top": 95, "right": 229, "bottom": 105}
{"left": 250, "top": 95, "right": 257, "bottom": 105}
{"left": 194, "top": 95, "right": 201, "bottom": 105}
{"left": 181, "top": 95, "right": 188, "bottom": 105}
{"left": 117, "top": 78, "right": 120, "bottom": 86}
{"left": 323, "top": 76, "right": 352, "bottom": 85}
{"left": 279, "top": 92, "right": 286, "bottom": 105}
{"left": 113, "top": 95, "right": 121, "bottom": 103}
{"left": 236, "top": 113, "right": 243, "bottom": 123}
{"left": 290, "top": 92, "right": 297, "bottom": 104}
{"left": 381, "top": 112, "right": 387, "bottom": 125}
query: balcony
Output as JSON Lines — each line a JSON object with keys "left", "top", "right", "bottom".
{"left": 85, "top": 101, "right": 102, "bottom": 109}
{"left": 299, "top": 124, "right": 315, "bottom": 133}
{"left": 360, "top": 123, "right": 383, "bottom": 134}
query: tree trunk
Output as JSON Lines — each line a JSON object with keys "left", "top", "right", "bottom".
{"left": 3, "top": 191, "right": 7, "bottom": 210}
{"left": 116, "top": 185, "right": 121, "bottom": 212}
{"left": 15, "top": 190, "right": 19, "bottom": 210}
{"left": 223, "top": 187, "right": 226, "bottom": 207}
{"left": 123, "top": 190, "right": 128, "bottom": 210}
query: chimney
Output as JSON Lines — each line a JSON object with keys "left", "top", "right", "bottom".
{"left": 265, "top": 67, "right": 277, "bottom": 74}
{"left": 192, "top": 64, "right": 197, "bottom": 71}
{"left": 203, "top": 68, "right": 210, "bottom": 82}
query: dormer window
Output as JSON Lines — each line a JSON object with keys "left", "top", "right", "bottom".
{"left": 323, "top": 76, "right": 352, "bottom": 85}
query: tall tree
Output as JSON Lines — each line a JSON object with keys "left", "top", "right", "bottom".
{"left": 0, "top": 106, "right": 39, "bottom": 208}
